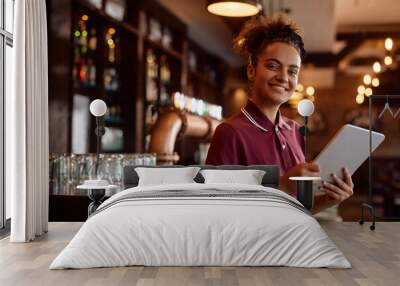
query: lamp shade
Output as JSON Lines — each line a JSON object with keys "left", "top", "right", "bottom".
{"left": 90, "top": 99, "right": 107, "bottom": 117}
{"left": 207, "top": 0, "right": 261, "bottom": 17}
{"left": 297, "top": 99, "right": 314, "bottom": 117}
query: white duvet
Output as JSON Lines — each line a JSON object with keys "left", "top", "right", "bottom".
{"left": 50, "top": 183, "right": 351, "bottom": 269}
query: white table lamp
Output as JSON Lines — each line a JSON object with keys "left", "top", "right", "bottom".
{"left": 89, "top": 99, "right": 107, "bottom": 177}
{"left": 297, "top": 99, "right": 314, "bottom": 161}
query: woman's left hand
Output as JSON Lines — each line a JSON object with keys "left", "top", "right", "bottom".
{"left": 319, "top": 167, "right": 354, "bottom": 204}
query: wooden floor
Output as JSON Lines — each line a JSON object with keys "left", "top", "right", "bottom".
{"left": 0, "top": 222, "right": 399, "bottom": 286}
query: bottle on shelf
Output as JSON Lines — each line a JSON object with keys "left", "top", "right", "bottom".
{"left": 104, "top": 67, "right": 119, "bottom": 91}
{"left": 80, "top": 20, "right": 88, "bottom": 55}
{"left": 146, "top": 49, "right": 158, "bottom": 102}
{"left": 88, "top": 58, "right": 96, "bottom": 87}
{"left": 160, "top": 55, "right": 171, "bottom": 84}
{"left": 88, "top": 27, "right": 97, "bottom": 51}
{"left": 160, "top": 55, "right": 171, "bottom": 106}
{"left": 105, "top": 27, "right": 118, "bottom": 64}
{"left": 80, "top": 59, "right": 88, "bottom": 86}
{"left": 104, "top": 27, "right": 120, "bottom": 92}
{"left": 104, "top": 105, "right": 123, "bottom": 124}
{"left": 72, "top": 13, "right": 97, "bottom": 89}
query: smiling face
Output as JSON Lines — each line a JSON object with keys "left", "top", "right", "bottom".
{"left": 248, "top": 42, "right": 301, "bottom": 106}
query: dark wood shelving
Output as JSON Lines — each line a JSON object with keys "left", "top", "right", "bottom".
{"left": 144, "top": 37, "right": 183, "bottom": 61}
{"left": 77, "top": 0, "right": 139, "bottom": 36}
{"left": 188, "top": 70, "right": 218, "bottom": 87}
{"left": 72, "top": 87, "right": 98, "bottom": 96}
{"left": 48, "top": 0, "right": 227, "bottom": 156}
{"left": 46, "top": 0, "right": 230, "bottom": 220}
{"left": 104, "top": 120, "right": 124, "bottom": 127}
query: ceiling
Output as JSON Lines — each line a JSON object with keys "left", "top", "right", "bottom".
{"left": 336, "top": 0, "right": 400, "bottom": 28}
{"left": 158, "top": 0, "right": 242, "bottom": 66}
{"left": 158, "top": 0, "right": 400, "bottom": 67}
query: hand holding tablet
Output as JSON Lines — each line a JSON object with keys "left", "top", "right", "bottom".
{"left": 313, "top": 124, "right": 385, "bottom": 184}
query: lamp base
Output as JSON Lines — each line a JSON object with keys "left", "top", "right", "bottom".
{"left": 88, "top": 189, "right": 106, "bottom": 216}
{"left": 296, "top": 180, "right": 314, "bottom": 210}
{"left": 299, "top": 125, "right": 308, "bottom": 136}
{"left": 95, "top": 126, "right": 106, "bottom": 136}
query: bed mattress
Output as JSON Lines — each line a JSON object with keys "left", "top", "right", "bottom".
{"left": 50, "top": 183, "right": 351, "bottom": 269}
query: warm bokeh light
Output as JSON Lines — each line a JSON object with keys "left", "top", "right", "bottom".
{"left": 306, "top": 86, "right": 315, "bottom": 96}
{"left": 296, "top": 83, "right": 304, "bottom": 92}
{"left": 385, "top": 38, "right": 393, "bottom": 51}
{"left": 365, "top": 87, "right": 373, "bottom": 97}
{"left": 357, "top": 85, "right": 366, "bottom": 94}
{"left": 108, "top": 28, "right": 116, "bottom": 35}
{"left": 207, "top": 1, "right": 260, "bottom": 17}
{"left": 373, "top": 61, "right": 381, "bottom": 73}
{"left": 290, "top": 92, "right": 303, "bottom": 100}
{"left": 82, "top": 14, "right": 89, "bottom": 21}
{"left": 308, "top": 95, "right": 315, "bottom": 102}
{"left": 384, "top": 55, "right": 393, "bottom": 66}
{"left": 289, "top": 91, "right": 303, "bottom": 109}
{"left": 356, "top": 94, "right": 364, "bottom": 104}
{"left": 363, "top": 74, "right": 372, "bottom": 85}
{"left": 372, "top": 78, "right": 380, "bottom": 87}
{"left": 232, "top": 88, "right": 248, "bottom": 111}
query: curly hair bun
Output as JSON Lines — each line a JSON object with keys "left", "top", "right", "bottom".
{"left": 233, "top": 14, "right": 306, "bottom": 65}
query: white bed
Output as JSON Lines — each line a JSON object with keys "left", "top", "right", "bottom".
{"left": 50, "top": 183, "right": 351, "bottom": 269}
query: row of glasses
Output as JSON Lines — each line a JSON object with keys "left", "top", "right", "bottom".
{"left": 121, "top": 153, "right": 156, "bottom": 167}
{"left": 49, "top": 153, "right": 157, "bottom": 194}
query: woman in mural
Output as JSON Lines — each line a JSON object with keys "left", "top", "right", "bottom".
{"left": 206, "top": 15, "right": 353, "bottom": 213}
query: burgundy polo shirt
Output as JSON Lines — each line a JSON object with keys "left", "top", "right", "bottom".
{"left": 206, "top": 100, "right": 305, "bottom": 175}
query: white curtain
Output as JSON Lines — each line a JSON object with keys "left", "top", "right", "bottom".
{"left": 7, "top": 0, "right": 49, "bottom": 242}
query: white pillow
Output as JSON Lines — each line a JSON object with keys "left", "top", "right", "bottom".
{"left": 135, "top": 167, "right": 201, "bottom": 186}
{"left": 200, "top": 169, "right": 266, "bottom": 185}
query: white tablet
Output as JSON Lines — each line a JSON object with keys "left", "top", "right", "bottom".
{"left": 314, "top": 124, "right": 385, "bottom": 183}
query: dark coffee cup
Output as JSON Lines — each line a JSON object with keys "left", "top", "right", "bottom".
{"left": 296, "top": 180, "right": 314, "bottom": 210}
{"left": 289, "top": 176, "right": 321, "bottom": 210}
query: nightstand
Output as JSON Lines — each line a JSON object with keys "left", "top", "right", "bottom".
{"left": 77, "top": 184, "right": 118, "bottom": 216}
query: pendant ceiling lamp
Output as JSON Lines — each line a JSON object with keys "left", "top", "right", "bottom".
{"left": 207, "top": 0, "right": 261, "bottom": 17}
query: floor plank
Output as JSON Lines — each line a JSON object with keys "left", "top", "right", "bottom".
{"left": 0, "top": 222, "right": 399, "bottom": 286}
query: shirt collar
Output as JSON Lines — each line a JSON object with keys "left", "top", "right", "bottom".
{"left": 244, "top": 100, "right": 292, "bottom": 131}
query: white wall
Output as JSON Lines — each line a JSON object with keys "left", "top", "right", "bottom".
{"left": 5, "top": 44, "right": 13, "bottom": 219}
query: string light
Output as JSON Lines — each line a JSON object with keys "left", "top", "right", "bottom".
{"left": 365, "top": 87, "right": 373, "bottom": 97}
{"left": 355, "top": 38, "right": 395, "bottom": 101}
{"left": 356, "top": 94, "right": 365, "bottom": 104}
{"left": 289, "top": 83, "right": 315, "bottom": 109}
{"left": 306, "top": 86, "right": 315, "bottom": 96}
{"left": 372, "top": 78, "right": 380, "bottom": 87}
{"left": 296, "top": 83, "right": 304, "bottom": 92}
{"left": 290, "top": 92, "right": 303, "bottom": 100}
{"left": 384, "top": 55, "right": 393, "bottom": 66}
{"left": 363, "top": 74, "right": 372, "bottom": 85}
{"left": 385, "top": 38, "right": 393, "bottom": 51}
{"left": 357, "top": 85, "right": 366, "bottom": 94}
{"left": 372, "top": 61, "right": 381, "bottom": 73}
{"left": 82, "top": 14, "right": 89, "bottom": 21}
